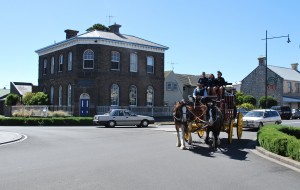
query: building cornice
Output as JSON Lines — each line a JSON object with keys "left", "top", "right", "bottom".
{"left": 36, "top": 37, "right": 168, "bottom": 56}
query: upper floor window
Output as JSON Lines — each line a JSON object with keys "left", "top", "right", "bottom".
{"left": 296, "top": 83, "right": 300, "bottom": 93}
{"left": 166, "top": 82, "right": 178, "bottom": 91}
{"left": 58, "top": 85, "right": 62, "bottom": 106}
{"left": 83, "top": 49, "right": 94, "bottom": 69}
{"left": 147, "top": 56, "right": 154, "bottom": 73}
{"left": 130, "top": 53, "right": 138, "bottom": 72}
{"left": 288, "top": 82, "right": 292, "bottom": 93}
{"left": 111, "top": 51, "right": 120, "bottom": 70}
{"left": 51, "top": 56, "right": 55, "bottom": 74}
{"left": 50, "top": 86, "right": 54, "bottom": 104}
{"left": 43, "top": 59, "right": 47, "bottom": 75}
{"left": 146, "top": 86, "right": 154, "bottom": 107}
{"left": 58, "top": 54, "right": 63, "bottom": 72}
{"left": 111, "top": 84, "right": 119, "bottom": 106}
{"left": 68, "top": 52, "right": 72, "bottom": 71}
{"left": 67, "top": 84, "right": 72, "bottom": 106}
{"left": 129, "top": 85, "right": 137, "bottom": 106}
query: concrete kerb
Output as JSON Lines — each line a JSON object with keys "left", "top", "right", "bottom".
{"left": 0, "top": 131, "right": 24, "bottom": 145}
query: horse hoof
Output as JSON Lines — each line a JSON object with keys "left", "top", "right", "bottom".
{"left": 180, "top": 146, "right": 186, "bottom": 150}
{"left": 176, "top": 144, "right": 181, "bottom": 147}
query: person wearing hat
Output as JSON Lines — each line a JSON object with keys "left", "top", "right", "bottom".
{"left": 193, "top": 83, "right": 207, "bottom": 102}
{"left": 198, "top": 72, "right": 208, "bottom": 89}
{"left": 214, "top": 71, "right": 226, "bottom": 98}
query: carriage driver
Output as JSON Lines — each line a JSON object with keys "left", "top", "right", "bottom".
{"left": 193, "top": 83, "right": 207, "bottom": 102}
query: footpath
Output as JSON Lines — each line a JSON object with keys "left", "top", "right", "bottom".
{"left": 0, "top": 131, "right": 24, "bottom": 145}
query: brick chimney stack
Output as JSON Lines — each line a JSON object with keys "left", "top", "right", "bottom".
{"left": 64, "top": 29, "right": 79, "bottom": 39}
{"left": 258, "top": 56, "right": 266, "bottom": 66}
{"left": 109, "top": 23, "right": 121, "bottom": 34}
{"left": 291, "top": 63, "right": 299, "bottom": 71}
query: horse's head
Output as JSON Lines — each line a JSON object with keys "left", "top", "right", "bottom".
{"left": 206, "top": 101, "right": 220, "bottom": 126}
{"left": 173, "top": 101, "right": 187, "bottom": 122}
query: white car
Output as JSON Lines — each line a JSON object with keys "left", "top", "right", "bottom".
{"left": 242, "top": 109, "right": 281, "bottom": 130}
{"left": 93, "top": 109, "right": 155, "bottom": 127}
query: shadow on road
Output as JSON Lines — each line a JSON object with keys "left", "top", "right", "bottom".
{"left": 188, "top": 138, "right": 256, "bottom": 161}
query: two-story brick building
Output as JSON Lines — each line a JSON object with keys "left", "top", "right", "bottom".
{"left": 35, "top": 24, "right": 168, "bottom": 116}
{"left": 241, "top": 57, "right": 300, "bottom": 108}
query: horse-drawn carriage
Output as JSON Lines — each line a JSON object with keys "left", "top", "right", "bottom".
{"left": 173, "top": 86, "right": 243, "bottom": 150}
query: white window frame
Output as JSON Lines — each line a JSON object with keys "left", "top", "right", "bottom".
{"left": 43, "top": 59, "right": 47, "bottom": 75}
{"left": 129, "top": 85, "right": 137, "bottom": 106}
{"left": 51, "top": 56, "right": 55, "bottom": 74}
{"left": 130, "top": 53, "right": 138, "bottom": 72}
{"left": 111, "top": 84, "right": 119, "bottom": 106}
{"left": 68, "top": 52, "right": 72, "bottom": 71}
{"left": 146, "top": 86, "right": 154, "bottom": 107}
{"left": 58, "top": 54, "right": 63, "bottom": 72}
{"left": 111, "top": 51, "right": 120, "bottom": 70}
{"left": 166, "top": 82, "right": 172, "bottom": 91}
{"left": 147, "top": 56, "right": 154, "bottom": 73}
{"left": 83, "top": 49, "right": 94, "bottom": 69}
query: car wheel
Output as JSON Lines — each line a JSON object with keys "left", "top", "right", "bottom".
{"left": 107, "top": 120, "right": 116, "bottom": 128}
{"left": 257, "top": 122, "right": 263, "bottom": 130}
{"left": 141, "top": 120, "right": 149, "bottom": 127}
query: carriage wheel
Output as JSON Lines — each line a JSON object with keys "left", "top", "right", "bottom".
{"left": 236, "top": 112, "right": 243, "bottom": 140}
{"left": 227, "top": 119, "right": 234, "bottom": 144}
{"left": 197, "top": 129, "right": 205, "bottom": 138}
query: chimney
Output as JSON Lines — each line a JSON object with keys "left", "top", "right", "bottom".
{"left": 258, "top": 56, "right": 266, "bottom": 66}
{"left": 64, "top": 29, "right": 79, "bottom": 39}
{"left": 109, "top": 23, "right": 121, "bottom": 34}
{"left": 291, "top": 63, "right": 299, "bottom": 71}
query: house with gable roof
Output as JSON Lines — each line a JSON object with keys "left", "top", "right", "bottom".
{"left": 35, "top": 23, "right": 168, "bottom": 116}
{"left": 164, "top": 70, "right": 200, "bottom": 106}
{"left": 241, "top": 57, "right": 300, "bottom": 108}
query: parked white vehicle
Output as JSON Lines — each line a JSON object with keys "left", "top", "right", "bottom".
{"left": 242, "top": 109, "right": 281, "bottom": 129}
{"left": 93, "top": 109, "right": 155, "bottom": 127}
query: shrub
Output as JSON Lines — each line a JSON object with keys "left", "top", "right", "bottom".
{"left": 5, "top": 93, "right": 19, "bottom": 106}
{"left": 48, "top": 110, "right": 71, "bottom": 117}
{"left": 239, "top": 103, "right": 255, "bottom": 110}
{"left": 257, "top": 125, "right": 300, "bottom": 161}
{"left": 259, "top": 96, "right": 277, "bottom": 108}
{"left": 243, "top": 95, "right": 256, "bottom": 106}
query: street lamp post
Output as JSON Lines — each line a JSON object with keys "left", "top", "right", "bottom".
{"left": 262, "top": 30, "right": 290, "bottom": 108}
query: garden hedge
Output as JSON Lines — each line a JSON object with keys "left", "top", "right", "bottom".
{"left": 257, "top": 125, "right": 300, "bottom": 161}
{"left": 0, "top": 117, "right": 94, "bottom": 126}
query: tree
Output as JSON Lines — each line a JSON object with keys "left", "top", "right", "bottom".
{"left": 22, "top": 92, "right": 49, "bottom": 105}
{"left": 22, "top": 92, "right": 34, "bottom": 105}
{"left": 30, "top": 92, "right": 49, "bottom": 105}
{"left": 259, "top": 96, "right": 277, "bottom": 108}
{"left": 243, "top": 95, "right": 256, "bottom": 106}
{"left": 239, "top": 103, "right": 255, "bottom": 111}
{"left": 235, "top": 91, "right": 244, "bottom": 105}
{"left": 86, "top": 24, "right": 110, "bottom": 32}
{"left": 5, "top": 93, "right": 19, "bottom": 106}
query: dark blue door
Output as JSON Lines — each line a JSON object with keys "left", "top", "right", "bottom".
{"left": 80, "top": 99, "right": 90, "bottom": 116}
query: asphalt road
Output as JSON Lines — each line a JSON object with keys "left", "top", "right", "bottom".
{"left": 0, "top": 125, "right": 299, "bottom": 190}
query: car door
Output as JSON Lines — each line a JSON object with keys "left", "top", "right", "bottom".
{"left": 112, "top": 110, "right": 126, "bottom": 126}
{"left": 263, "top": 111, "right": 273, "bottom": 125}
{"left": 124, "top": 110, "right": 139, "bottom": 125}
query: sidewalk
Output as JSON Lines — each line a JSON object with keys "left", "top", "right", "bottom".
{"left": 0, "top": 131, "right": 23, "bottom": 145}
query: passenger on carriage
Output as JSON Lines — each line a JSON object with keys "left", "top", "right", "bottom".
{"left": 198, "top": 72, "right": 208, "bottom": 90}
{"left": 213, "top": 71, "right": 226, "bottom": 99}
{"left": 207, "top": 74, "right": 216, "bottom": 96}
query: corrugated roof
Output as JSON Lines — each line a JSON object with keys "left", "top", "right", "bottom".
{"left": 79, "top": 30, "right": 168, "bottom": 50}
{"left": 268, "top": 65, "right": 300, "bottom": 81}
{"left": 175, "top": 73, "right": 200, "bottom": 86}
{"left": 0, "top": 89, "right": 10, "bottom": 99}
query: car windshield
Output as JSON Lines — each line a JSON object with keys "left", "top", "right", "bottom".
{"left": 245, "top": 111, "right": 264, "bottom": 117}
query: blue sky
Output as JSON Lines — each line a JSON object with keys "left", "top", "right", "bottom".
{"left": 1, "top": 0, "right": 299, "bottom": 89}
